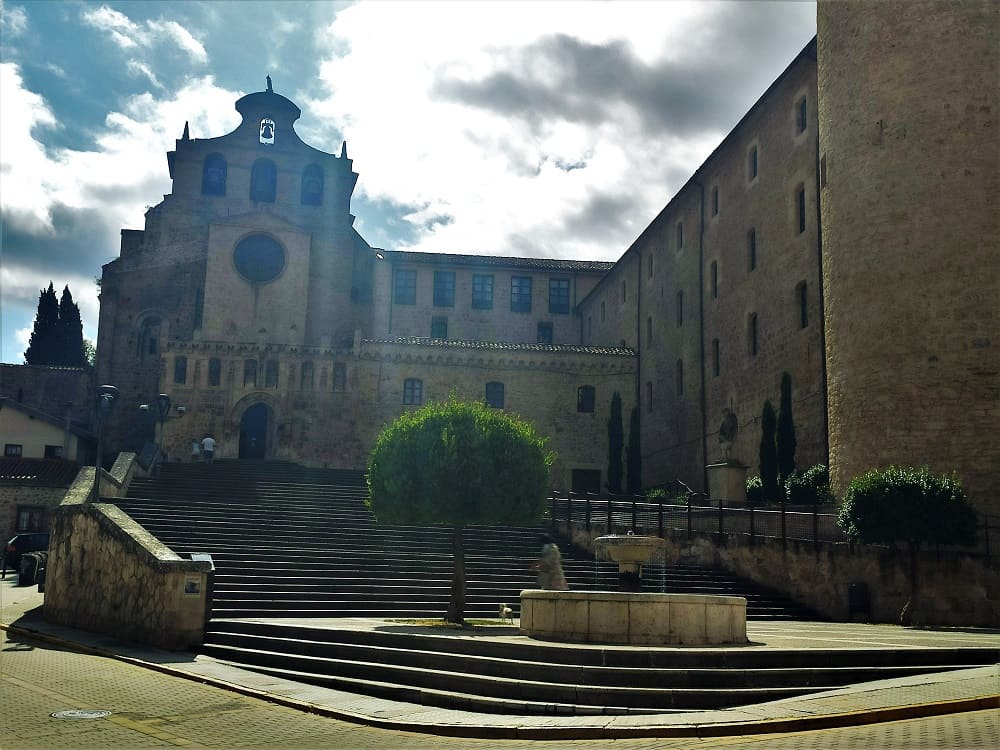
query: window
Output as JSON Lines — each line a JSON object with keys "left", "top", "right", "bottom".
{"left": 711, "top": 186, "right": 719, "bottom": 216}
{"left": 301, "top": 164, "right": 324, "bottom": 205}
{"left": 647, "top": 253, "right": 653, "bottom": 279}
{"left": 711, "top": 261, "right": 719, "bottom": 299}
{"left": 537, "top": 321, "right": 553, "bottom": 344}
{"left": 646, "top": 315, "right": 653, "bottom": 345}
{"left": 173, "top": 356, "right": 187, "bottom": 384}
{"left": 646, "top": 381, "right": 653, "bottom": 412}
{"left": 676, "top": 291, "right": 683, "bottom": 326}
{"left": 748, "top": 145, "right": 758, "bottom": 181}
{"left": 748, "top": 229, "right": 757, "bottom": 271}
{"left": 4, "top": 444, "right": 22, "bottom": 457}
{"left": 620, "top": 280, "right": 627, "bottom": 304}
{"left": 712, "top": 338, "right": 720, "bottom": 377}
{"left": 431, "top": 316, "right": 448, "bottom": 339}
{"left": 799, "top": 282, "right": 809, "bottom": 328}
{"left": 394, "top": 269, "right": 416, "bottom": 305}
{"left": 16, "top": 506, "right": 46, "bottom": 532}
{"left": 201, "top": 154, "right": 227, "bottom": 196}
{"left": 301, "top": 361, "right": 314, "bottom": 390}
{"left": 243, "top": 359, "right": 257, "bottom": 387}
{"left": 138, "top": 316, "right": 161, "bottom": 358}
{"left": 265, "top": 360, "right": 279, "bottom": 388}
{"left": 676, "top": 222, "right": 684, "bottom": 250}
{"left": 208, "top": 358, "right": 221, "bottom": 386}
{"left": 403, "top": 378, "right": 423, "bottom": 405}
{"left": 333, "top": 363, "right": 347, "bottom": 392}
{"left": 797, "top": 185, "right": 807, "bottom": 233}
{"left": 577, "top": 385, "right": 595, "bottom": 413}
{"left": 472, "top": 274, "right": 493, "bottom": 309}
{"left": 549, "top": 278, "right": 570, "bottom": 314}
{"left": 485, "top": 381, "right": 505, "bottom": 409}
{"left": 44, "top": 445, "right": 63, "bottom": 459}
{"left": 250, "top": 158, "right": 277, "bottom": 202}
{"left": 433, "top": 271, "right": 455, "bottom": 307}
{"left": 797, "top": 96, "right": 808, "bottom": 134}
{"left": 749, "top": 313, "right": 758, "bottom": 356}
{"left": 510, "top": 276, "right": 532, "bottom": 313}
{"left": 676, "top": 360, "right": 684, "bottom": 395}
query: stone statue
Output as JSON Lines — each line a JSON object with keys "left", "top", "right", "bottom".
{"left": 266, "top": 74, "right": 273, "bottom": 92}
{"left": 719, "top": 408, "right": 738, "bottom": 461}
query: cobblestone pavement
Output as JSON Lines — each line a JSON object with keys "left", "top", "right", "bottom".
{"left": 2, "top": 629, "right": 997, "bottom": 750}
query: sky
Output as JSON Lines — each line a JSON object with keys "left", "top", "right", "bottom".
{"left": 0, "top": 0, "right": 816, "bottom": 364}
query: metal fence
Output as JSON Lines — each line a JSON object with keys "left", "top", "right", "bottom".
{"left": 546, "top": 491, "right": 997, "bottom": 561}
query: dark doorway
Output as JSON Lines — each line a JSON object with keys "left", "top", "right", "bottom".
{"left": 571, "top": 469, "right": 602, "bottom": 495}
{"left": 239, "top": 403, "right": 269, "bottom": 459}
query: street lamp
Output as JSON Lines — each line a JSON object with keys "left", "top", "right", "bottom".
{"left": 91, "top": 384, "right": 119, "bottom": 503}
{"left": 139, "top": 393, "right": 185, "bottom": 474}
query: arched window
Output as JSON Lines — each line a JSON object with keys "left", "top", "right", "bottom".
{"left": 201, "top": 154, "right": 227, "bottom": 196}
{"left": 403, "top": 378, "right": 423, "bottom": 405}
{"left": 250, "top": 158, "right": 277, "bottom": 203}
{"left": 301, "top": 164, "right": 324, "bottom": 205}
{"left": 137, "top": 316, "right": 162, "bottom": 359}
{"left": 577, "top": 385, "right": 595, "bottom": 413}
{"left": 300, "top": 362, "right": 314, "bottom": 390}
{"left": 208, "top": 358, "right": 221, "bottom": 386}
{"left": 265, "top": 360, "right": 279, "bottom": 388}
{"left": 798, "top": 281, "right": 809, "bottom": 328}
{"left": 485, "top": 382, "right": 504, "bottom": 409}
{"left": 747, "top": 228, "right": 757, "bottom": 271}
{"left": 243, "top": 359, "right": 257, "bottom": 387}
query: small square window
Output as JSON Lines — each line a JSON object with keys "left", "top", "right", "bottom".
{"left": 16, "top": 506, "right": 46, "bottom": 532}
{"left": 431, "top": 316, "right": 448, "bottom": 339}
{"left": 394, "top": 269, "right": 416, "bottom": 305}
{"left": 4, "top": 444, "right": 23, "bottom": 457}
{"left": 403, "top": 378, "right": 423, "bottom": 405}
{"left": 537, "top": 322, "right": 553, "bottom": 344}
{"left": 485, "top": 381, "right": 504, "bottom": 409}
{"left": 510, "top": 276, "right": 532, "bottom": 313}
{"left": 472, "top": 274, "right": 493, "bottom": 309}
{"left": 577, "top": 385, "right": 595, "bottom": 413}
{"left": 433, "top": 271, "right": 455, "bottom": 307}
{"left": 44, "top": 445, "right": 63, "bottom": 459}
{"left": 549, "top": 278, "right": 570, "bottom": 314}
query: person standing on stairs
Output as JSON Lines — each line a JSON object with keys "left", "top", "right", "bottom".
{"left": 191, "top": 438, "right": 201, "bottom": 463}
{"left": 201, "top": 434, "right": 216, "bottom": 464}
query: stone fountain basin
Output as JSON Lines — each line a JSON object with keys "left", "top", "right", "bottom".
{"left": 520, "top": 590, "right": 748, "bottom": 646}
{"left": 594, "top": 535, "right": 666, "bottom": 565}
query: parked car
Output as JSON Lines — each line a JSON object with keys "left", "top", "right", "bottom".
{"left": 2, "top": 532, "right": 50, "bottom": 578}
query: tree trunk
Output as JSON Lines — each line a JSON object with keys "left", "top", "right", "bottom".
{"left": 446, "top": 525, "right": 467, "bottom": 624}
{"left": 899, "top": 540, "right": 919, "bottom": 626}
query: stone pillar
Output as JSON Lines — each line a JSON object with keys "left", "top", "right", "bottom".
{"left": 706, "top": 462, "right": 748, "bottom": 505}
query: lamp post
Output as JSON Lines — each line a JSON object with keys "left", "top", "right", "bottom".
{"left": 91, "top": 384, "right": 119, "bottom": 503}
{"left": 140, "top": 393, "right": 185, "bottom": 475}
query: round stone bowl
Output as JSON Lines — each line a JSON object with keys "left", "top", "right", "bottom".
{"left": 593, "top": 534, "right": 666, "bottom": 567}
{"left": 520, "top": 589, "right": 748, "bottom": 646}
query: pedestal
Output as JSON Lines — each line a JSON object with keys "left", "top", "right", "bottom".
{"left": 706, "top": 461, "right": 748, "bottom": 505}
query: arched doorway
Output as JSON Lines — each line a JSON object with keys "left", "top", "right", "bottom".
{"left": 239, "top": 403, "right": 269, "bottom": 459}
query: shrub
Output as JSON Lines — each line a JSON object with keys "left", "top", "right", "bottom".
{"left": 785, "top": 464, "right": 834, "bottom": 505}
{"left": 746, "top": 475, "right": 763, "bottom": 505}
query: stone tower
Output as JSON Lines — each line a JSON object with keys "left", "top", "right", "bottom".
{"left": 817, "top": 1, "right": 999, "bottom": 514}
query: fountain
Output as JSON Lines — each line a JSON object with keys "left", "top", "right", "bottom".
{"left": 520, "top": 533, "right": 748, "bottom": 646}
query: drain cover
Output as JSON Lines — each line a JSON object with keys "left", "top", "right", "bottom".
{"left": 51, "top": 710, "right": 112, "bottom": 720}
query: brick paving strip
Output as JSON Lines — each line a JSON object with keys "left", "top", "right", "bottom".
{"left": 3, "top": 585, "right": 998, "bottom": 741}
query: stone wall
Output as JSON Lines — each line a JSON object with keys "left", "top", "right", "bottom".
{"left": 0, "top": 364, "right": 93, "bottom": 426}
{"left": 43, "top": 454, "right": 211, "bottom": 650}
{"left": 0, "top": 485, "right": 66, "bottom": 544}
{"left": 559, "top": 520, "right": 999, "bottom": 627}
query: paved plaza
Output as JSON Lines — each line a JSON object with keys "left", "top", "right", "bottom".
{"left": 2, "top": 579, "right": 998, "bottom": 748}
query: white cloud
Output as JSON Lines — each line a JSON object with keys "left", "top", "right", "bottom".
{"left": 304, "top": 0, "right": 812, "bottom": 259}
{"left": 1, "top": 3, "right": 28, "bottom": 36}
{"left": 81, "top": 5, "right": 208, "bottom": 64}
{"left": 126, "top": 59, "right": 163, "bottom": 89}
{"left": 14, "top": 326, "right": 31, "bottom": 354}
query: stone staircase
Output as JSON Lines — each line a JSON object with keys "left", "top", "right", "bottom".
{"left": 115, "top": 460, "right": 815, "bottom": 621}
{"left": 110, "top": 461, "right": 998, "bottom": 714}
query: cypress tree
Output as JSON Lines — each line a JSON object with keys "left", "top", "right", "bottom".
{"left": 626, "top": 406, "right": 642, "bottom": 494}
{"left": 777, "top": 371, "right": 797, "bottom": 484}
{"left": 24, "top": 282, "right": 60, "bottom": 365}
{"left": 759, "top": 400, "right": 779, "bottom": 502}
{"left": 58, "top": 286, "right": 87, "bottom": 367}
{"left": 607, "top": 391, "right": 624, "bottom": 493}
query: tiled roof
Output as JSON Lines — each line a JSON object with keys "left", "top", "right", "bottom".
{"left": 363, "top": 337, "right": 634, "bottom": 356}
{"left": 0, "top": 458, "right": 80, "bottom": 486}
{"left": 379, "top": 250, "right": 614, "bottom": 273}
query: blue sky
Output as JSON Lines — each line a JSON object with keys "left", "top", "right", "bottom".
{"left": 0, "top": 0, "right": 816, "bottom": 364}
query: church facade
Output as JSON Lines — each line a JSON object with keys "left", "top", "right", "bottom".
{"left": 96, "top": 1, "right": 998, "bottom": 513}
